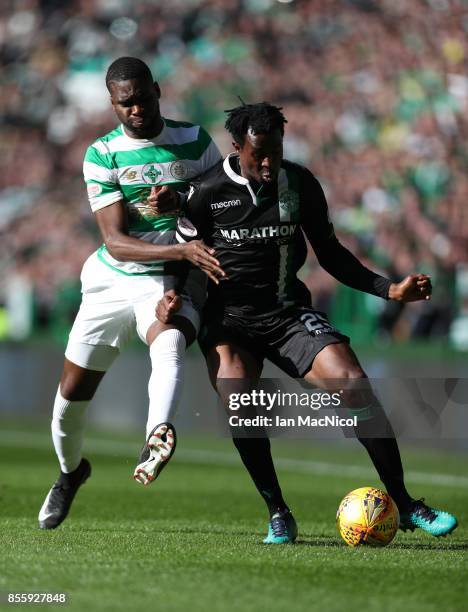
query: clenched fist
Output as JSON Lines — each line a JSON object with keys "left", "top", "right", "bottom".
{"left": 388, "top": 274, "right": 432, "bottom": 302}
{"left": 146, "top": 185, "right": 180, "bottom": 214}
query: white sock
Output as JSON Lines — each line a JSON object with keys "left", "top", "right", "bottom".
{"left": 146, "top": 329, "right": 186, "bottom": 437}
{"left": 51, "top": 388, "right": 89, "bottom": 473}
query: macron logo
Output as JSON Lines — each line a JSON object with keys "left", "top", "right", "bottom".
{"left": 211, "top": 199, "right": 242, "bottom": 210}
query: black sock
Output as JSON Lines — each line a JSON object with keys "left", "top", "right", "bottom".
{"left": 232, "top": 436, "right": 288, "bottom": 517}
{"left": 353, "top": 399, "right": 412, "bottom": 511}
{"left": 358, "top": 437, "right": 412, "bottom": 511}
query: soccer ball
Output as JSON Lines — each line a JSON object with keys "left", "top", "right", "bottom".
{"left": 336, "top": 487, "right": 399, "bottom": 547}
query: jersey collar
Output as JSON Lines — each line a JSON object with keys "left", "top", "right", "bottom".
{"left": 223, "top": 153, "right": 249, "bottom": 184}
{"left": 223, "top": 153, "right": 288, "bottom": 207}
{"left": 224, "top": 153, "right": 260, "bottom": 205}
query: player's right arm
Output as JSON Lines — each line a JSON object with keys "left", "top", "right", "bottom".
{"left": 83, "top": 142, "right": 224, "bottom": 281}
{"left": 94, "top": 202, "right": 223, "bottom": 282}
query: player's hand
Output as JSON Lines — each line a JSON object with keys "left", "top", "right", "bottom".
{"left": 156, "top": 289, "right": 182, "bottom": 323}
{"left": 388, "top": 274, "right": 432, "bottom": 302}
{"left": 180, "top": 240, "right": 226, "bottom": 284}
{"left": 146, "top": 185, "right": 179, "bottom": 214}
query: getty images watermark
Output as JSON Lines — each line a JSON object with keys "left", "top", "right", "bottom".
{"left": 227, "top": 389, "right": 357, "bottom": 429}
{"left": 213, "top": 378, "right": 468, "bottom": 439}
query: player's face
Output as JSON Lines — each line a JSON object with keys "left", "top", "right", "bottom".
{"left": 109, "top": 78, "right": 162, "bottom": 138}
{"left": 235, "top": 129, "right": 283, "bottom": 184}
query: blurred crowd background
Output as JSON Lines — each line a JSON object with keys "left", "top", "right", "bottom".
{"left": 1, "top": 0, "right": 467, "bottom": 348}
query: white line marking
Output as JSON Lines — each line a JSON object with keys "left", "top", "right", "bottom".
{"left": 1, "top": 430, "right": 467, "bottom": 488}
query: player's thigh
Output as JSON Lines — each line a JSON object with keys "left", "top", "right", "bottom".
{"left": 304, "top": 342, "right": 375, "bottom": 407}
{"left": 304, "top": 342, "right": 365, "bottom": 384}
{"left": 265, "top": 307, "right": 349, "bottom": 378}
{"left": 69, "top": 253, "right": 136, "bottom": 351}
{"left": 145, "top": 315, "right": 197, "bottom": 347}
{"left": 133, "top": 279, "right": 201, "bottom": 347}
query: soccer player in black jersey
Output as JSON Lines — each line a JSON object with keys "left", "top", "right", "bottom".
{"left": 157, "top": 102, "right": 457, "bottom": 543}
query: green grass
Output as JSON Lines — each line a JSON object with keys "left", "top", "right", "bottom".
{"left": 1, "top": 424, "right": 467, "bottom": 612}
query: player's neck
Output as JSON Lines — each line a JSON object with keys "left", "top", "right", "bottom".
{"left": 235, "top": 155, "right": 269, "bottom": 193}
{"left": 123, "top": 116, "right": 164, "bottom": 140}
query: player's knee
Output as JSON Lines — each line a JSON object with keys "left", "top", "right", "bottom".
{"left": 344, "top": 368, "right": 368, "bottom": 403}
{"left": 333, "top": 367, "right": 374, "bottom": 408}
{"left": 59, "top": 368, "right": 103, "bottom": 402}
{"left": 210, "top": 353, "right": 251, "bottom": 385}
{"left": 214, "top": 365, "right": 253, "bottom": 410}
{"left": 59, "top": 379, "right": 85, "bottom": 401}
{"left": 333, "top": 365, "right": 366, "bottom": 382}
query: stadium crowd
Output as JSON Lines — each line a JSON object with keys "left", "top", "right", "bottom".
{"left": 0, "top": 0, "right": 467, "bottom": 344}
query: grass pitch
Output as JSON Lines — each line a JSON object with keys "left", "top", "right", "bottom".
{"left": 0, "top": 422, "right": 467, "bottom": 612}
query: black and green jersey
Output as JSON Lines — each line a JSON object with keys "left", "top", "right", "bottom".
{"left": 83, "top": 118, "right": 221, "bottom": 275}
{"left": 185, "top": 154, "right": 391, "bottom": 315}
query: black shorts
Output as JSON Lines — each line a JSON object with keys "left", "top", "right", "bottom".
{"left": 198, "top": 305, "right": 350, "bottom": 378}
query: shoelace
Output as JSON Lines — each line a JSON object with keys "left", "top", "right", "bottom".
{"left": 270, "top": 516, "right": 288, "bottom": 537}
{"left": 47, "top": 485, "right": 69, "bottom": 511}
{"left": 54, "top": 480, "right": 74, "bottom": 491}
{"left": 412, "top": 499, "right": 438, "bottom": 523}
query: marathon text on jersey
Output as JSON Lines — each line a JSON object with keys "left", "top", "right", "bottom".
{"left": 220, "top": 224, "right": 297, "bottom": 241}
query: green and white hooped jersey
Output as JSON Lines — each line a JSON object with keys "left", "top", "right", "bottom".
{"left": 83, "top": 118, "right": 222, "bottom": 275}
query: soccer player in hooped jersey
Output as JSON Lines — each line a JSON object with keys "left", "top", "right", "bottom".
{"left": 38, "top": 57, "right": 225, "bottom": 529}
{"left": 157, "top": 102, "right": 458, "bottom": 543}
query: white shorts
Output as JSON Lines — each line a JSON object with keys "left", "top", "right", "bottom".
{"left": 65, "top": 252, "right": 203, "bottom": 369}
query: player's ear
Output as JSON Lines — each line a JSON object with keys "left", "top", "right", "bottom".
{"left": 154, "top": 82, "right": 161, "bottom": 99}
{"left": 108, "top": 82, "right": 116, "bottom": 104}
{"left": 233, "top": 141, "right": 241, "bottom": 153}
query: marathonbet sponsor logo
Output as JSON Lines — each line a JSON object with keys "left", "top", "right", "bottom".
{"left": 221, "top": 224, "right": 297, "bottom": 240}
{"left": 211, "top": 199, "right": 242, "bottom": 210}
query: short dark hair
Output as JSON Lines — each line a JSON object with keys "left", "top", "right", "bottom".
{"left": 224, "top": 102, "right": 287, "bottom": 145}
{"left": 106, "top": 57, "right": 153, "bottom": 90}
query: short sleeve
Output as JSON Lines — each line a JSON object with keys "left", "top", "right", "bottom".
{"left": 83, "top": 143, "right": 123, "bottom": 212}
{"left": 193, "top": 127, "right": 223, "bottom": 176}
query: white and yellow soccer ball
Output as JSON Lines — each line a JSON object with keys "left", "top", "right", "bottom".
{"left": 336, "top": 487, "right": 400, "bottom": 547}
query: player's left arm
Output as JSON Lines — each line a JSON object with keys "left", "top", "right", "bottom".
{"left": 300, "top": 170, "right": 431, "bottom": 302}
